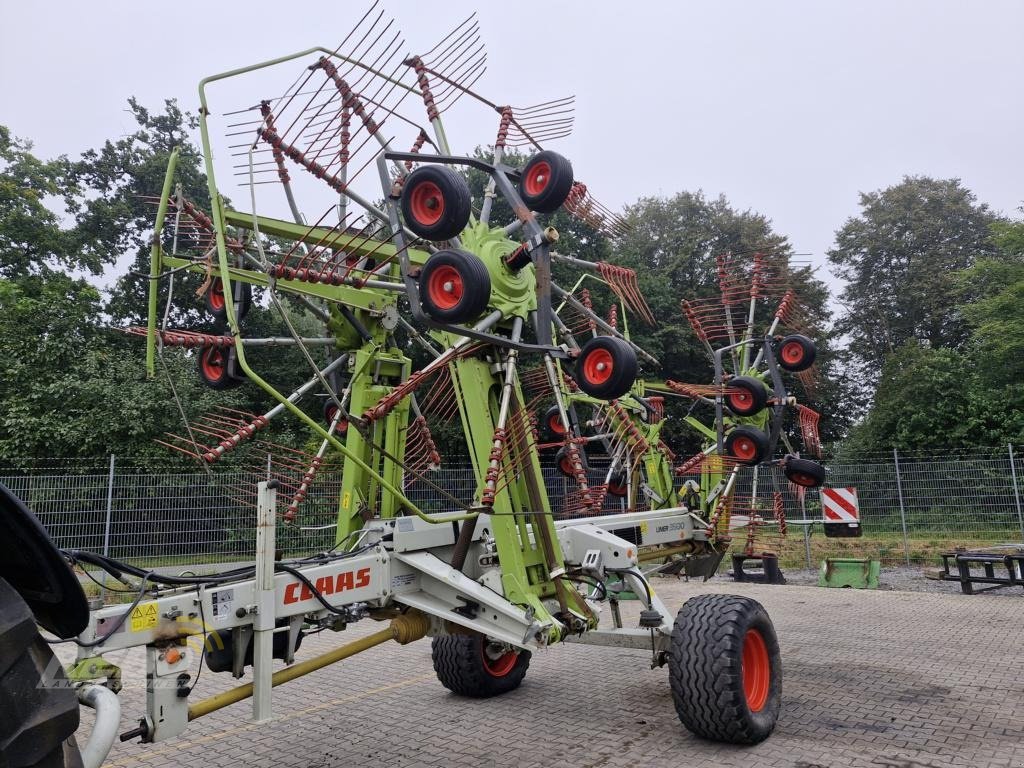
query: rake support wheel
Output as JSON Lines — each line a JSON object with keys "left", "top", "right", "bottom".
{"left": 401, "top": 165, "right": 472, "bottom": 241}
{"left": 431, "top": 633, "right": 530, "bottom": 698}
{"left": 197, "top": 346, "right": 244, "bottom": 390}
{"left": 418, "top": 249, "right": 491, "bottom": 324}
{"left": 518, "top": 151, "right": 574, "bottom": 213}
{"left": 726, "top": 376, "right": 768, "bottom": 416}
{"left": 724, "top": 426, "right": 769, "bottom": 465}
{"left": 204, "top": 277, "right": 252, "bottom": 323}
{"left": 775, "top": 334, "right": 816, "bottom": 372}
{"left": 668, "top": 593, "right": 781, "bottom": 745}
{"left": 575, "top": 336, "right": 637, "bottom": 400}
{"left": 782, "top": 455, "right": 826, "bottom": 488}
{"left": 543, "top": 405, "right": 568, "bottom": 438}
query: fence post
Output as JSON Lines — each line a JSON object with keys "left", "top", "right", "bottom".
{"left": 1009, "top": 444, "right": 1024, "bottom": 542}
{"left": 892, "top": 448, "right": 911, "bottom": 565}
{"left": 100, "top": 454, "right": 116, "bottom": 602}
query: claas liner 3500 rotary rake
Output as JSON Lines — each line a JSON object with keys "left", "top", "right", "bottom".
{"left": 0, "top": 6, "right": 830, "bottom": 766}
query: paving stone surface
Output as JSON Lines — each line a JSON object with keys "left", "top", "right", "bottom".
{"left": 74, "top": 579, "right": 1023, "bottom": 768}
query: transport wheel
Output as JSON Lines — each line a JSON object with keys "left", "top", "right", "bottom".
{"left": 668, "top": 593, "right": 781, "bottom": 745}
{"left": 575, "top": 336, "right": 637, "bottom": 400}
{"left": 543, "top": 405, "right": 568, "bottom": 438}
{"left": 782, "top": 455, "right": 826, "bottom": 488}
{"left": 518, "top": 151, "right": 574, "bottom": 213}
{"left": 204, "top": 277, "right": 252, "bottom": 323}
{"left": 725, "top": 376, "right": 768, "bottom": 416}
{"left": 724, "top": 426, "right": 769, "bottom": 465}
{"left": 431, "top": 633, "right": 530, "bottom": 698}
{"left": 197, "top": 346, "right": 243, "bottom": 390}
{"left": 0, "top": 578, "right": 84, "bottom": 768}
{"left": 775, "top": 334, "right": 816, "bottom": 372}
{"left": 418, "top": 249, "right": 491, "bottom": 323}
{"left": 401, "top": 165, "right": 472, "bottom": 241}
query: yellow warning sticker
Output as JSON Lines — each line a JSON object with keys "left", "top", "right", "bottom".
{"left": 130, "top": 602, "right": 159, "bottom": 632}
{"left": 640, "top": 521, "right": 648, "bottom": 535}
{"left": 341, "top": 491, "right": 351, "bottom": 510}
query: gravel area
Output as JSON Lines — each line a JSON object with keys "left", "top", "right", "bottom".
{"left": 770, "top": 563, "right": 1024, "bottom": 597}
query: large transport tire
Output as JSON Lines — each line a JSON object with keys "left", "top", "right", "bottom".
{"left": 431, "top": 633, "right": 530, "bottom": 698}
{"left": 668, "top": 593, "right": 781, "bottom": 745}
{"left": 0, "top": 578, "right": 83, "bottom": 768}
{"left": 401, "top": 165, "right": 472, "bottom": 241}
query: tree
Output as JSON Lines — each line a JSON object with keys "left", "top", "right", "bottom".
{"left": 828, "top": 176, "right": 997, "bottom": 385}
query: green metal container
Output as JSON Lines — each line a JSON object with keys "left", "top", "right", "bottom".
{"left": 817, "top": 557, "right": 881, "bottom": 589}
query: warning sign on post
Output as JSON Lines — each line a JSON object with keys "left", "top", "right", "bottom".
{"left": 821, "top": 487, "right": 862, "bottom": 538}
{"left": 130, "top": 602, "right": 159, "bottom": 632}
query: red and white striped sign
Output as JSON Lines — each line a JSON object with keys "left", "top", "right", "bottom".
{"left": 821, "top": 487, "right": 859, "bottom": 523}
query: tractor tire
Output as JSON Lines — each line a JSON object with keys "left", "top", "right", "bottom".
{"left": 401, "top": 165, "right": 472, "bottom": 241}
{"left": 0, "top": 578, "right": 83, "bottom": 768}
{"left": 518, "top": 151, "right": 574, "bottom": 213}
{"left": 668, "top": 593, "right": 781, "bottom": 745}
{"left": 431, "top": 633, "right": 530, "bottom": 698}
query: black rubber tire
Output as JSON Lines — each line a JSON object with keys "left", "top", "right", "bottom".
{"left": 196, "top": 346, "right": 244, "bottom": 390}
{"left": 0, "top": 578, "right": 84, "bottom": 768}
{"left": 725, "top": 376, "right": 769, "bottom": 416}
{"left": 783, "top": 455, "right": 826, "bottom": 488}
{"left": 543, "top": 405, "right": 568, "bottom": 439}
{"left": 724, "top": 426, "right": 770, "bottom": 466}
{"left": 607, "top": 471, "right": 628, "bottom": 497}
{"left": 775, "top": 334, "right": 816, "bottom": 372}
{"left": 418, "top": 249, "right": 492, "bottom": 324}
{"left": 431, "top": 633, "right": 530, "bottom": 698}
{"left": 204, "top": 277, "right": 252, "bottom": 323}
{"left": 401, "top": 165, "right": 472, "bottom": 241}
{"left": 668, "top": 593, "right": 782, "bottom": 745}
{"left": 575, "top": 336, "right": 637, "bottom": 400}
{"left": 554, "top": 445, "right": 585, "bottom": 477}
{"left": 518, "top": 151, "right": 574, "bottom": 213}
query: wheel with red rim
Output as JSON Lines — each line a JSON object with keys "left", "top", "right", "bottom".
{"left": 607, "top": 471, "right": 628, "bottom": 497}
{"left": 204, "top": 277, "right": 252, "bottom": 322}
{"left": 418, "top": 249, "right": 491, "bottom": 323}
{"left": 543, "top": 405, "right": 568, "bottom": 438}
{"left": 775, "top": 334, "right": 816, "bottom": 372}
{"left": 518, "top": 151, "right": 574, "bottom": 213}
{"left": 782, "top": 455, "right": 826, "bottom": 488}
{"left": 554, "top": 445, "right": 586, "bottom": 477}
{"left": 725, "top": 376, "right": 768, "bottom": 416}
{"left": 322, "top": 400, "right": 348, "bottom": 433}
{"left": 197, "top": 346, "right": 243, "bottom": 390}
{"left": 430, "top": 633, "right": 531, "bottom": 698}
{"left": 575, "top": 336, "right": 637, "bottom": 400}
{"left": 724, "top": 426, "right": 769, "bottom": 465}
{"left": 668, "top": 593, "right": 781, "bottom": 744}
{"left": 400, "top": 165, "right": 472, "bottom": 241}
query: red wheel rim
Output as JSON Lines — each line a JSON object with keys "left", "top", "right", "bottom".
{"left": 781, "top": 341, "right": 805, "bottom": 366}
{"left": 548, "top": 412, "right": 566, "bottom": 435}
{"left": 325, "top": 405, "right": 338, "bottom": 423}
{"left": 790, "top": 471, "right": 815, "bottom": 487}
{"left": 608, "top": 482, "right": 627, "bottom": 497}
{"left": 524, "top": 160, "right": 552, "bottom": 197}
{"left": 728, "top": 389, "right": 753, "bottom": 412}
{"left": 200, "top": 348, "right": 227, "bottom": 382}
{"left": 481, "top": 642, "right": 518, "bottom": 677}
{"left": 741, "top": 628, "right": 771, "bottom": 712}
{"left": 559, "top": 455, "right": 574, "bottom": 475}
{"left": 426, "top": 264, "right": 464, "bottom": 310}
{"left": 208, "top": 278, "right": 226, "bottom": 311}
{"left": 409, "top": 180, "right": 445, "bottom": 226}
{"left": 582, "top": 348, "right": 614, "bottom": 386}
{"left": 730, "top": 436, "right": 758, "bottom": 462}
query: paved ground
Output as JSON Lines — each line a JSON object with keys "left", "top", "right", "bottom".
{"left": 75, "top": 579, "right": 1023, "bottom": 768}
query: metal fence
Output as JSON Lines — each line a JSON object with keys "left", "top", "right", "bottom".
{"left": 2, "top": 446, "right": 1022, "bottom": 573}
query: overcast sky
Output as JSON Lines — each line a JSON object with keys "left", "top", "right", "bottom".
{"left": 2, "top": 0, "right": 1022, "bottom": 296}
